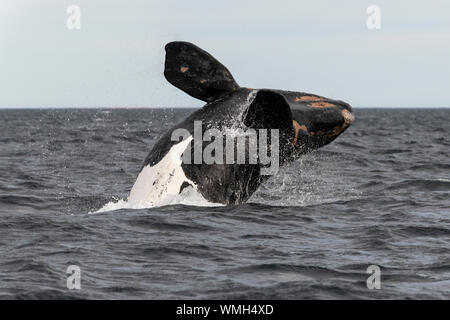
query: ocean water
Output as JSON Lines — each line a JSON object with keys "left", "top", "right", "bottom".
{"left": 0, "top": 108, "right": 449, "bottom": 299}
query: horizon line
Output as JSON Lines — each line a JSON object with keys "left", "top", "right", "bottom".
{"left": 0, "top": 106, "right": 449, "bottom": 110}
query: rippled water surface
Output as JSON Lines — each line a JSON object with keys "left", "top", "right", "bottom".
{"left": 0, "top": 108, "right": 449, "bottom": 299}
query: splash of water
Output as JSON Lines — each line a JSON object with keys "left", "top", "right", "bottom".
{"left": 93, "top": 186, "right": 222, "bottom": 213}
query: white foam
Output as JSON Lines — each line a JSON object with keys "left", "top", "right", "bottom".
{"left": 94, "top": 185, "right": 221, "bottom": 213}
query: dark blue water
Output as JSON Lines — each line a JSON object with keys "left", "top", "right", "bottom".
{"left": 0, "top": 108, "right": 449, "bottom": 299}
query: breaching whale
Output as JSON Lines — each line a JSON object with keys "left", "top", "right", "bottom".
{"left": 128, "top": 41, "right": 354, "bottom": 206}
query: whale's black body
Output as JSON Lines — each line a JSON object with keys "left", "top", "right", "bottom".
{"left": 129, "top": 41, "right": 354, "bottom": 205}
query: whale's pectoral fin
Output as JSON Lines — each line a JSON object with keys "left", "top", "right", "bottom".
{"left": 164, "top": 41, "right": 239, "bottom": 102}
{"left": 244, "top": 90, "right": 295, "bottom": 131}
{"left": 244, "top": 90, "right": 296, "bottom": 156}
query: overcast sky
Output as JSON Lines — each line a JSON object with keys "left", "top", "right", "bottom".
{"left": 1, "top": 0, "right": 449, "bottom": 108}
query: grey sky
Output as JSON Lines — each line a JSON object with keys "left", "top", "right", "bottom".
{"left": 1, "top": 0, "right": 449, "bottom": 108}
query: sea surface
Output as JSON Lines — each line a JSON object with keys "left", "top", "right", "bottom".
{"left": 0, "top": 108, "right": 449, "bottom": 299}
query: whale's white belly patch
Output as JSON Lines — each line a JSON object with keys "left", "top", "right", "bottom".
{"left": 128, "top": 136, "right": 205, "bottom": 207}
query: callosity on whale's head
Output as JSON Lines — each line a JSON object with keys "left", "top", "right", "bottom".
{"left": 128, "top": 41, "right": 355, "bottom": 205}
{"left": 278, "top": 90, "right": 354, "bottom": 158}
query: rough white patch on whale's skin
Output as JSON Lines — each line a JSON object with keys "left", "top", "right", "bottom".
{"left": 127, "top": 136, "right": 210, "bottom": 207}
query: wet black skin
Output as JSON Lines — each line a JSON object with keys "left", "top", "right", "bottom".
{"left": 140, "top": 42, "right": 354, "bottom": 204}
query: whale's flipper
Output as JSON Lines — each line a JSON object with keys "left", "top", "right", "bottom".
{"left": 244, "top": 90, "right": 294, "bottom": 131}
{"left": 164, "top": 41, "right": 239, "bottom": 102}
{"left": 244, "top": 90, "right": 296, "bottom": 158}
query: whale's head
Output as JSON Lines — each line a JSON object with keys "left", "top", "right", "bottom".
{"left": 287, "top": 93, "right": 355, "bottom": 154}
{"left": 243, "top": 89, "right": 354, "bottom": 161}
